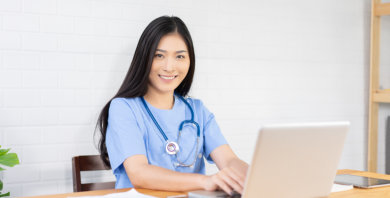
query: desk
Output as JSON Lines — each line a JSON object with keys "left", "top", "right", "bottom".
{"left": 23, "top": 169, "right": 390, "bottom": 198}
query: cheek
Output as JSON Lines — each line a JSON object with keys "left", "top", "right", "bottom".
{"left": 182, "top": 69, "right": 189, "bottom": 78}
{"left": 149, "top": 64, "right": 160, "bottom": 77}
{"left": 180, "top": 62, "right": 190, "bottom": 75}
{"left": 150, "top": 63, "right": 159, "bottom": 73}
{"left": 148, "top": 70, "right": 159, "bottom": 85}
{"left": 183, "top": 66, "right": 190, "bottom": 77}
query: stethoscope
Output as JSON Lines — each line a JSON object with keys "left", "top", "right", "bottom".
{"left": 140, "top": 95, "right": 201, "bottom": 167}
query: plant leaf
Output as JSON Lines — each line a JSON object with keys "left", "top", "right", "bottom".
{"left": 0, "top": 192, "right": 10, "bottom": 197}
{"left": 0, "top": 166, "right": 4, "bottom": 171}
{"left": 0, "top": 149, "right": 10, "bottom": 157}
{"left": 0, "top": 153, "right": 19, "bottom": 167}
{"left": 0, "top": 180, "right": 2, "bottom": 191}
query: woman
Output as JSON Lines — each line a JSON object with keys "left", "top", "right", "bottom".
{"left": 97, "top": 15, "right": 248, "bottom": 195}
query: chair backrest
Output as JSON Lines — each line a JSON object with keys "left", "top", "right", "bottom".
{"left": 72, "top": 155, "right": 116, "bottom": 192}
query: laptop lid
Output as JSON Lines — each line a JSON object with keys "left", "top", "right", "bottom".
{"left": 242, "top": 122, "right": 349, "bottom": 198}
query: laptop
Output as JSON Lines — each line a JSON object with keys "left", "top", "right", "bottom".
{"left": 189, "top": 121, "right": 349, "bottom": 198}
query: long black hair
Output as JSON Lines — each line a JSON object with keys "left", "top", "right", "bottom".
{"left": 96, "top": 16, "right": 196, "bottom": 167}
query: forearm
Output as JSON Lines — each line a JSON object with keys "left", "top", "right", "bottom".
{"left": 227, "top": 157, "right": 249, "bottom": 174}
{"left": 128, "top": 164, "right": 206, "bottom": 191}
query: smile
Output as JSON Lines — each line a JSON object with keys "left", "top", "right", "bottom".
{"left": 159, "top": 75, "right": 177, "bottom": 80}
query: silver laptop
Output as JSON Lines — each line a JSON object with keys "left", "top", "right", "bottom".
{"left": 189, "top": 121, "right": 349, "bottom": 198}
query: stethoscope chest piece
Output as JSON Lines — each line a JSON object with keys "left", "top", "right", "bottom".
{"left": 141, "top": 96, "right": 200, "bottom": 167}
{"left": 166, "top": 141, "right": 179, "bottom": 155}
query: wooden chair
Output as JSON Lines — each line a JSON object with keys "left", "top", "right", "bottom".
{"left": 72, "top": 155, "right": 116, "bottom": 192}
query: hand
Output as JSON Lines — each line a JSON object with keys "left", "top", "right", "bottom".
{"left": 202, "top": 167, "right": 245, "bottom": 195}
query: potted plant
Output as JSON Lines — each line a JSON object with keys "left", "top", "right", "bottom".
{"left": 0, "top": 145, "right": 20, "bottom": 197}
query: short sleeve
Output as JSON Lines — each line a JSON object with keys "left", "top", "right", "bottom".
{"left": 106, "top": 98, "right": 147, "bottom": 174}
{"left": 200, "top": 101, "right": 228, "bottom": 163}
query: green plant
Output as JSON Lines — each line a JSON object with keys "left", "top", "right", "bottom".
{"left": 0, "top": 145, "right": 20, "bottom": 197}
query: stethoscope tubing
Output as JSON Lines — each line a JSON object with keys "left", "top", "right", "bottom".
{"left": 140, "top": 95, "right": 200, "bottom": 140}
{"left": 140, "top": 95, "right": 201, "bottom": 167}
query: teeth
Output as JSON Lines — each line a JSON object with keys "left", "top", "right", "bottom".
{"left": 160, "top": 75, "right": 175, "bottom": 80}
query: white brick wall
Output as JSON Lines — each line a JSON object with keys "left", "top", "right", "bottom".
{"left": 0, "top": 32, "right": 22, "bottom": 50}
{"left": 23, "top": 0, "right": 57, "bottom": 14}
{"left": 0, "top": 0, "right": 385, "bottom": 197}
{"left": 0, "top": 0, "right": 22, "bottom": 12}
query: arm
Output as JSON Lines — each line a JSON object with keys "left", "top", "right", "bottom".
{"left": 211, "top": 144, "right": 248, "bottom": 176}
{"left": 123, "top": 155, "right": 207, "bottom": 191}
{"left": 206, "top": 144, "right": 249, "bottom": 195}
{"left": 123, "top": 146, "right": 248, "bottom": 194}
{"left": 196, "top": 101, "right": 248, "bottom": 193}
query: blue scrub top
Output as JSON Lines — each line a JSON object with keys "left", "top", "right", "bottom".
{"left": 106, "top": 95, "right": 228, "bottom": 188}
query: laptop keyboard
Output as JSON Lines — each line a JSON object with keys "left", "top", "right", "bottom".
{"left": 224, "top": 191, "right": 241, "bottom": 198}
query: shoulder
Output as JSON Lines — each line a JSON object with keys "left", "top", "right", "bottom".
{"left": 184, "top": 96, "right": 213, "bottom": 116}
{"left": 110, "top": 97, "right": 137, "bottom": 106}
{"left": 184, "top": 96, "right": 205, "bottom": 109}
{"left": 109, "top": 97, "right": 141, "bottom": 117}
{"left": 184, "top": 96, "right": 216, "bottom": 127}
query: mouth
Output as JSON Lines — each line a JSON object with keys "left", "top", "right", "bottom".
{"left": 159, "top": 74, "right": 177, "bottom": 80}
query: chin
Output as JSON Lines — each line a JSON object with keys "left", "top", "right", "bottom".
{"left": 156, "top": 87, "right": 176, "bottom": 94}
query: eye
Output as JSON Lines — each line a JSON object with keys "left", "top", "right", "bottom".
{"left": 154, "top": 54, "right": 164, "bottom": 58}
{"left": 177, "top": 55, "right": 185, "bottom": 59}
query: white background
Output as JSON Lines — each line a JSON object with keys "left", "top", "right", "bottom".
{"left": 0, "top": 0, "right": 390, "bottom": 197}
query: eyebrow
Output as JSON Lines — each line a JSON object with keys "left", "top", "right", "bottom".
{"left": 156, "top": 49, "right": 187, "bottom": 53}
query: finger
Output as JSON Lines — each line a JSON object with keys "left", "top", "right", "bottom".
{"left": 222, "top": 168, "right": 245, "bottom": 188}
{"left": 219, "top": 171, "right": 243, "bottom": 194}
{"left": 213, "top": 175, "right": 233, "bottom": 195}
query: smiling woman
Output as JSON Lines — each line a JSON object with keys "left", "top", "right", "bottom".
{"left": 96, "top": 16, "right": 248, "bottom": 195}
{"left": 145, "top": 33, "right": 191, "bottom": 110}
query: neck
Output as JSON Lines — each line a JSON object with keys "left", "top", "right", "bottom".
{"left": 144, "top": 90, "right": 175, "bottom": 110}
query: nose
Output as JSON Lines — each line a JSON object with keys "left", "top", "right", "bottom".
{"left": 163, "top": 57, "right": 175, "bottom": 72}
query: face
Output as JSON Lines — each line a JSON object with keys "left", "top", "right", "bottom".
{"left": 147, "top": 33, "right": 190, "bottom": 95}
